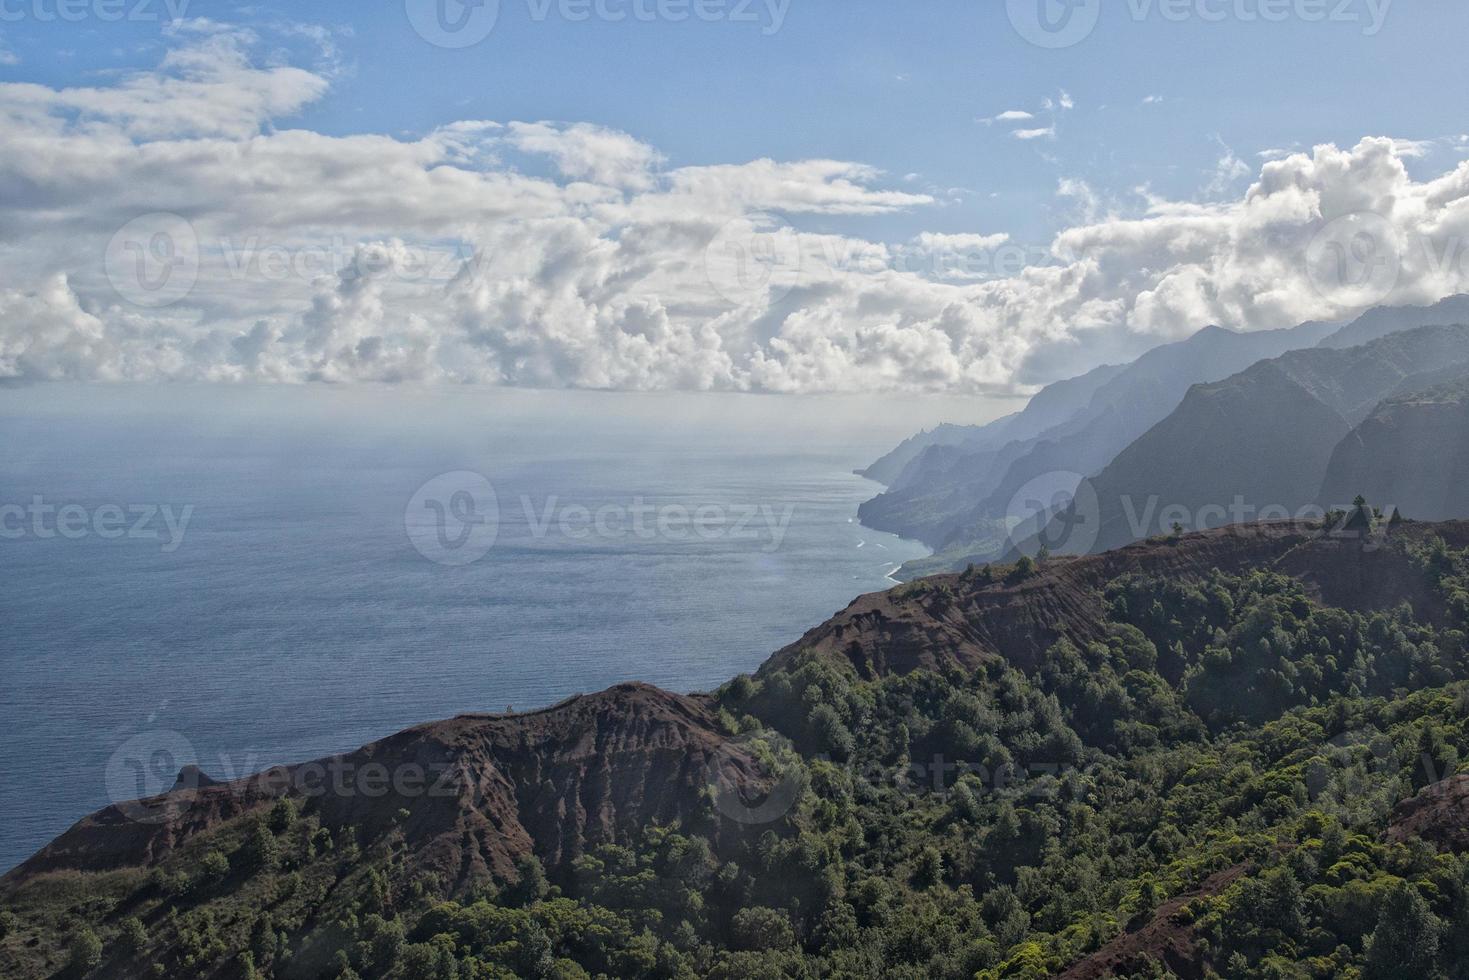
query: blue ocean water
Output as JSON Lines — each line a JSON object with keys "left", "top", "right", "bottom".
{"left": 0, "top": 386, "right": 931, "bottom": 872}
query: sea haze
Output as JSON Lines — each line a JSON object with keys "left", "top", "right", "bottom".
{"left": 0, "top": 384, "right": 962, "bottom": 872}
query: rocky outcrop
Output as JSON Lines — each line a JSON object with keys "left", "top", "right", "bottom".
{"left": 1387, "top": 774, "right": 1469, "bottom": 852}
{"left": 4, "top": 684, "right": 766, "bottom": 893}
{"left": 1056, "top": 863, "right": 1251, "bottom": 980}
{"left": 765, "top": 520, "right": 1469, "bottom": 680}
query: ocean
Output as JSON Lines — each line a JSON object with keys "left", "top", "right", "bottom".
{"left": 0, "top": 384, "right": 946, "bottom": 872}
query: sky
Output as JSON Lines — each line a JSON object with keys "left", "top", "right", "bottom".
{"left": 3, "top": 0, "right": 1469, "bottom": 398}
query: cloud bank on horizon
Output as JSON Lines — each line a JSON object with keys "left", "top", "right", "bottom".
{"left": 4, "top": 24, "right": 1469, "bottom": 394}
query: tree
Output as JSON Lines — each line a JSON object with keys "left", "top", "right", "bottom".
{"left": 726, "top": 674, "right": 756, "bottom": 702}
{"left": 807, "top": 704, "right": 853, "bottom": 760}
{"left": 398, "top": 937, "right": 459, "bottom": 980}
{"left": 365, "top": 914, "right": 405, "bottom": 970}
{"left": 1414, "top": 723, "right": 1458, "bottom": 790}
{"left": 505, "top": 854, "right": 549, "bottom": 907}
{"left": 266, "top": 797, "right": 297, "bottom": 834}
{"left": 1364, "top": 881, "right": 1440, "bottom": 980}
{"left": 0, "top": 910, "right": 15, "bottom": 941}
{"left": 68, "top": 928, "right": 102, "bottom": 973}
{"left": 117, "top": 917, "right": 148, "bottom": 957}
{"left": 731, "top": 907, "right": 795, "bottom": 951}
{"left": 332, "top": 949, "right": 363, "bottom": 980}
{"left": 239, "top": 950, "right": 264, "bottom": 980}
{"left": 240, "top": 819, "right": 278, "bottom": 871}
{"left": 199, "top": 849, "right": 230, "bottom": 887}
{"left": 913, "top": 845, "right": 943, "bottom": 889}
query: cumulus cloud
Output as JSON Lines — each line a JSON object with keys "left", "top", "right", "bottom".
{"left": 506, "top": 121, "right": 665, "bottom": 191}
{"left": 4, "top": 34, "right": 1469, "bottom": 394}
{"left": 0, "top": 27, "right": 325, "bottom": 140}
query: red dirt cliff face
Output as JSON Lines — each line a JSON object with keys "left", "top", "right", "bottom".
{"left": 4, "top": 684, "right": 768, "bottom": 893}
{"left": 1387, "top": 774, "right": 1469, "bottom": 853}
{"left": 763, "top": 521, "right": 1469, "bottom": 680}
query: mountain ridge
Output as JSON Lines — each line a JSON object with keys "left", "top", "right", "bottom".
{"left": 10, "top": 518, "right": 1469, "bottom": 977}
{"left": 1063, "top": 323, "right": 1469, "bottom": 553}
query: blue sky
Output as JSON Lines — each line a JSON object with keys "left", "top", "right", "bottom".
{"left": 3, "top": 0, "right": 1469, "bottom": 394}
{"left": 7, "top": 0, "right": 1466, "bottom": 246}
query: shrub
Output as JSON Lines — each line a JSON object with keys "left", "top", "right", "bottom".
{"left": 731, "top": 907, "right": 795, "bottom": 951}
{"left": 266, "top": 797, "right": 297, "bottom": 834}
{"left": 118, "top": 917, "right": 148, "bottom": 957}
{"left": 198, "top": 849, "right": 230, "bottom": 886}
{"left": 68, "top": 928, "right": 103, "bottom": 972}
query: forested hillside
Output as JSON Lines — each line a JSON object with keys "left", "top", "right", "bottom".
{"left": 7, "top": 517, "right": 1469, "bottom": 978}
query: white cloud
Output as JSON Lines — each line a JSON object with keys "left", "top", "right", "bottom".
{"left": 4, "top": 35, "right": 1469, "bottom": 395}
{"left": 507, "top": 121, "right": 664, "bottom": 191}
{"left": 1389, "top": 137, "right": 1435, "bottom": 158}
{"left": 990, "top": 91, "right": 1072, "bottom": 142}
{"left": 0, "top": 27, "right": 324, "bottom": 139}
{"left": 1203, "top": 137, "right": 1251, "bottom": 199}
{"left": 911, "top": 232, "right": 1010, "bottom": 251}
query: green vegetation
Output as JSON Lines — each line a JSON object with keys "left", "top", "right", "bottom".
{"left": 8, "top": 539, "right": 1469, "bottom": 978}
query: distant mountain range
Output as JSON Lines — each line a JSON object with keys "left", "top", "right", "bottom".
{"left": 860, "top": 296, "right": 1469, "bottom": 577}
{"left": 1059, "top": 323, "right": 1469, "bottom": 554}
{"left": 1321, "top": 377, "right": 1469, "bottom": 522}
{"left": 856, "top": 359, "right": 1129, "bottom": 488}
